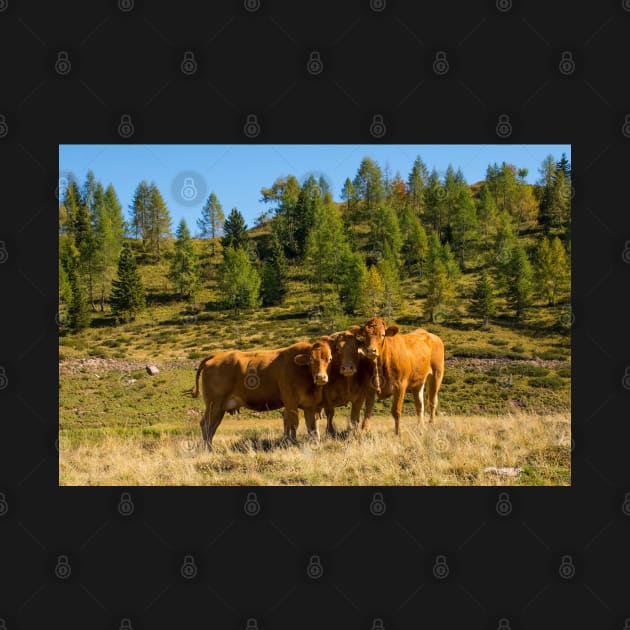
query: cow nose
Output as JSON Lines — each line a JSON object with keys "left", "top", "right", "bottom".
{"left": 341, "top": 366, "right": 356, "bottom": 376}
{"left": 366, "top": 348, "right": 378, "bottom": 358}
{"left": 315, "top": 374, "right": 328, "bottom": 384}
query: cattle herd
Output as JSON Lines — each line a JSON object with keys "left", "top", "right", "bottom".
{"left": 191, "top": 317, "right": 445, "bottom": 449}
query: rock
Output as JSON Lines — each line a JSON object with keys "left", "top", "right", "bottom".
{"left": 146, "top": 365, "right": 160, "bottom": 375}
{"left": 482, "top": 466, "right": 523, "bottom": 477}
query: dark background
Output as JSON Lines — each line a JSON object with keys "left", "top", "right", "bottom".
{"left": 1, "top": 0, "right": 629, "bottom": 628}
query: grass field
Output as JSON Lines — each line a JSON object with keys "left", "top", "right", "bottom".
{"left": 59, "top": 234, "right": 571, "bottom": 486}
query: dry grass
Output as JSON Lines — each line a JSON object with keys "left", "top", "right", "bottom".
{"left": 59, "top": 412, "right": 570, "bottom": 486}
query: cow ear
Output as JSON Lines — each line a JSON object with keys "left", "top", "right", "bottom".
{"left": 294, "top": 354, "right": 309, "bottom": 365}
{"left": 320, "top": 335, "right": 336, "bottom": 343}
{"left": 385, "top": 325, "right": 399, "bottom": 336}
{"left": 347, "top": 325, "right": 362, "bottom": 338}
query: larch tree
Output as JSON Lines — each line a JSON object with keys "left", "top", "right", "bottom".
{"left": 469, "top": 270, "right": 497, "bottom": 327}
{"left": 338, "top": 250, "right": 369, "bottom": 314}
{"left": 505, "top": 243, "right": 533, "bottom": 320}
{"left": 168, "top": 219, "right": 200, "bottom": 300}
{"left": 197, "top": 192, "right": 225, "bottom": 256}
{"left": 217, "top": 246, "right": 261, "bottom": 317}
{"left": 129, "top": 180, "right": 152, "bottom": 244}
{"left": 353, "top": 157, "right": 383, "bottom": 222}
{"left": 147, "top": 183, "right": 171, "bottom": 259}
{"left": 535, "top": 236, "right": 570, "bottom": 306}
{"left": 407, "top": 156, "right": 429, "bottom": 218}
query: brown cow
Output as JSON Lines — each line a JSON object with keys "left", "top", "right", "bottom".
{"left": 318, "top": 326, "right": 374, "bottom": 435}
{"left": 356, "top": 317, "right": 444, "bottom": 435}
{"left": 191, "top": 339, "right": 334, "bottom": 448}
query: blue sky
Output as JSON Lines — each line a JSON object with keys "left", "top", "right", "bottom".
{"left": 59, "top": 144, "right": 570, "bottom": 233}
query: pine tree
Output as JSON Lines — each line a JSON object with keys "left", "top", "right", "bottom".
{"left": 293, "top": 175, "right": 322, "bottom": 257}
{"left": 58, "top": 259, "right": 72, "bottom": 323}
{"left": 68, "top": 265, "right": 90, "bottom": 332}
{"left": 129, "top": 181, "right": 152, "bottom": 244}
{"left": 221, "top": 208, "right": 249, "bottom": 251}
{"left": 470, "top": 270, "right": 496, "bottom": 326}
{"left": 493, "top": 210, "right": 516, "bottom": 272}
{"left": 361, "top": 265, "right": 385, "bottom": 317}
{"left": 535, "top": 236, "right": 570, "bottom": 306}
{"left": 537, "top": 155, "right": 557, "bottom": 233}
{"left": 338, "top": 250, "right": 368, "bottom": 314}
{"left": 197, "top": 192, "right": 225, "bottom": 256}
{"left": 399, "top": 206, "right": 428, "bottom": 275}
{"left": 424, "top": 168, "right": 446, "bottom": 237}
{"left": 505, "top": 243, "right": 533, "bottom": 320}
{"left": 217, "top": 246, "right": 261, "bottom": 317}
{"left": 451, "top": 174, "right": 479, "bottom": 269}
{"left": 305, "top": 202, "right": 350, "bottom": 301}
{"left": 260, "top": 233, "right": 288, "bottom": 306}
{"left": 110, "top": 243, "right": 146, "bottom": 322}
{"left": 477, "top": 183, "right": 498, "bottom": 247}
{"left": 168, "top": 219, "right": 200, "bottom": 300}
{"left": 378, "top": 258, "right": 404, "bottom": 318}
{"left": 340, "top": 177, "right": 357, "bottom": 243}
{"left": 407, "top": 156, "right": 429, "bottom": 218}
{"left": 368, "top": 205, "right": 402, "bottom": 267}
{"left": 425, "top": 233, "right": 456, "bottom": 322}
{"left": 147, "top": 183, "right": 171, "bottom": 259}
{"left": 353, "top": 157, "right": 383, "bottom": 222}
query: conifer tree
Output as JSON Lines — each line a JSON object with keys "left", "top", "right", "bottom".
{"left": 110, "top": 243, "right": 146, "bottom": 322}
{"left": 197, "top": 192, "right": 225, "bottom": 256}
{"left": 168, "top": 219, "right": 200, "bottom": 300}
{"left": 217, "top": 246, "right": 261, "bottom": 317}
{"left": 470, "top": 270, "right": 497, "bottom": 326}
{"left": 221, "top": 208, "right": 249, "bottom": 251}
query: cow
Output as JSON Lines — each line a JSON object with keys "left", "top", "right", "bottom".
{"left": 191, "top": 338, "right": 334, "bottom": 449}
{"left": 318, "top": 326, "right": 374, "bottom": 436}
{"left": 355, "top": 317, "right": 444, "bottom": 435}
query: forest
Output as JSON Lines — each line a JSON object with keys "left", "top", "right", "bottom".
{"left": 58, "top": 153, "right": 571, "bottom": 331}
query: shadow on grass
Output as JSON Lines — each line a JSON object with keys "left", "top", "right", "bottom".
{"left": 230, "top": 434, "right": 298, "bottom": 453}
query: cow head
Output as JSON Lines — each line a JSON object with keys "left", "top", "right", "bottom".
{"left": 294, "top": 338, "right": 333, "bottom": 385}
{"left": 356, "top": 317, "right": 399, "bottom": 361}
{"left": 332, "top": 327, "right": 363, "bottom": 377}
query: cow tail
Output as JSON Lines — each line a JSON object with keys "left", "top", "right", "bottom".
{"left": 191, "top": 355, "right": 215, "bottom": 398}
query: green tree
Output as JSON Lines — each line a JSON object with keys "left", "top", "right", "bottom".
{"left": 353, "top": 157, "right": 383, "bottom": 222}
{"left": 147, "top": 183, "right": 171, "bottom": 259}
{"left": 477, "top": 183, "right": 499, "bottom": 247}
{"left": 399, "top": 206, "right": 428, "bottom": 274}
{"left": 260, "top": 233, "right": 288, "bottom": 306}
{"left": 197, "top": 192, "right": 225, "bottom": 256}
{"left": 338, "top": 250, "right": 368, "bottom": 314}
{"left": 221, "top": 207, "right": 249, "bottom": 251}
{"left": 340, "top": 177, "right": 357, "bottom": 242}
{"left": 450, "top": 175, "right": 479, "bottom": 269}
{"left": 424, "top": 168, "right": 446, "bottom": 237}
{"left": 407, "top": 156, "right": 429, "bottom": 218}
{"left": 537, "top": 155, "right": 557, "bottom": 233}
{"left": 424, "top": 233, "right": 456, "bottom": 322}
{"left": 129, "top": 180, "right": 152, "bottom": 243}
{"left": 493, "top": 210, "right": 517, "bottom": 272}
{"left": 505, "top": 243, "right": 533, "bottom": 320}
{"left": 217, "top": 246, "right": 261, "bottom": 316}
{"left": 262, "top": 175, "right": 301, "bottom": 258}
{"left": 535, "top": 236, "right": 570, "bottom": 306}
{"left": 67, "top": 265, "right": 90, "bottom": 332}
{"left": 110, "top": 243, "right": 146, "bottom": 322}
{"left": 168, "top": 219, "right": 200, "bottom": 300}
{"left": 292, "top": 175, "right": 323, "bottom": 257}
{"left": 378, "top": 257, "right": 404, "bottom": 318}
{"left": 305, "top": 203, "right": 350, "bottom": 301}
{"left": 469, "top": 270, "right": 497, "bottom": 326}
{"left": 361, "top": 264, "right": 385, "bottom": 317}
{"left": 368, "top": 205, "right": 402, "bottom": 267}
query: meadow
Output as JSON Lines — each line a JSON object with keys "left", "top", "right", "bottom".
{"left": 59, "top": 230, "right": 571, "bottom": 486}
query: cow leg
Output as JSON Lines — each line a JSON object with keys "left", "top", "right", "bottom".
{"left": 285, "top": 409, "right": 299, "bottom": 443}
{"left": 391, "top": 383, "right": 408, "bottom": 436}
{"left": 412, "top": 383, "right": 425, "bottom": 426}
{"left": 205, "top": 401, "right": 226, "bottom": 450}
{"left": 426, "top": 370, "right": 443, "bottom": 422}
{"left": 200, "top": 403, "right": 211, "bottom": 446}
{"left": 349, "top": 396, "right": 363, "bottom": 431}
{"left": 361, "top": 388, "right": 376, "bottom": 432}
{"left": 304, "top": 409, "right": 320, "bottom": 441}
{"left": 325, "top": 408, "right": 337, "bottom": 437}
